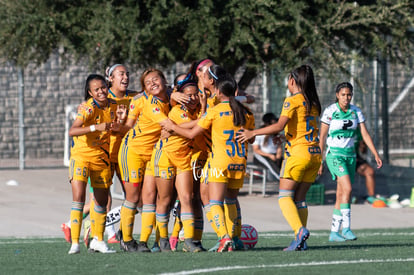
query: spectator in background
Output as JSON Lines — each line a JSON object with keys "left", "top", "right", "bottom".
{"left": 252, "top": 113, "right": 283, "bottom": 181}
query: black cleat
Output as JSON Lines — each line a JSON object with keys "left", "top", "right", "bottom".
{"left": 120, "top": 239, "right": 139, "bottom": 252}
{"left": 137, "top": 241, "right": 151, "bottom": 252}
{"left": 159, "top": 238, "right": 172, "bottom": 252}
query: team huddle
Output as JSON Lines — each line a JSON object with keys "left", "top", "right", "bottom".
{"left": 65, "top": 60, "right": 382, "bottom": 255}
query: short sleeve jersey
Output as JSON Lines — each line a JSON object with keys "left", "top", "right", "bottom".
{"left": 124, "top": 94, "right": 170, "bottom": 155}
{"left": 127, "top": 92, "right": 148, "bottom": 122}
{"left": 71, "top": 97, "right": 117, "bottom": 162}
{"left": 108, "top": 89, "right": 140, "bottom": 162}
{"left": 156, "top": 105, "right": 199, "bottom": 156}
{"left": 320, "top": 102, "right": 365, "bottom": 157}
{"left": 198, "top": 102, "right": 255, "bottom": 179}
{"left": 280, "top": 93, "right": 320, "bottom": 159}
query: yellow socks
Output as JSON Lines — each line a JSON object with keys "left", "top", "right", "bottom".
{"left": 180, "top": 212, "right": 195, "bottom": 239}
{"left": 224, "top": 198, "right": 237, "bottom": 238}
{"left": 278, "top": 190, "right": 302, "bottom": 235}
{"left": 296, "top": 200, "right": 308, "bottom": 229}
{"left": 70, "top": 201, "right": 84, "bottom": 244}
{"left": 210, "top": 200, "right": 227, "bottom": 238}
{"left": 140, "top": 204, "right": 155, "bottom": 243}
{"left": 120, "top": 200, "right": 137, "bottom": 242}
{"left": 93, "top": 203, "right": 107, "bottom": 241}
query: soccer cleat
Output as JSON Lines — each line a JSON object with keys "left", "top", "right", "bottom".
{"left": 159, "top": 238, "right": 172, "bottom": 252}
{"left": 83, "top": 220, "right": 91, "bottom": 248}
{"left": 217, "top": 237, "right": 232, "bottom": 252}
{"left": 232, "top": 236, "right": 245, "bottom": 251}
{"left": 342, "top": 228, "right": 357, "bottom": 241}
{"left": 137, "top": 241, "right": 151, "bottom": 253}
{"left": 61, "top": 223, "right": 71, "bottom": 243}
{"left": 120, "top": 239, "right": 139, "bottom": 252}
{"left": 108, "top": 234, "right": 120, "bottom": 244}
{"left": 169, "top": 236, "right": 179, "bottom": 252}
{"left": 183, "top": 239, "right": 202, "bottom": 253}
{"left": 329, "top": 231, "right": 347, "bottom": 242}
{"left": 89, "top": 238, "right": 116, "bottom": 253}
{"left": 208, "top": 240, "right": 221, "bottom": 252}
{"left": 151, "top": 242, "right": 161, "bottom": 253}
{"left": 301, "top": 241, "right": 308, "bottom": 251}
{"left": 193, "top": 240, "right": 206, "bottom": 252}
{"left": 68, "top": 243, "right": 80, "bottom": 254}
{"left": 283, "top": 227, "right": 309, "bottom": 251}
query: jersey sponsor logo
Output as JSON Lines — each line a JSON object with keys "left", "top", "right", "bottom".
{"left": 219, "top": 111, "right": 232, "bottom": 117}
{"left": 284, "top": 102, "right": 290, "bottom": 109}
{"left": 227, "top": 163, "right": 245, "bottom": 171}
{"left": 152, "top": 107, "right": 161, "bottom": 114}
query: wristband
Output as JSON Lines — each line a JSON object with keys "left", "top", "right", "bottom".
{"left": 90, "top": 125, "right": 96, "bottom": 132}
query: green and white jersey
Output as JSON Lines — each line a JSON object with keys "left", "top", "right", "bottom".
{"left": 321, "top": 102, "right": 365, "bottom": 157}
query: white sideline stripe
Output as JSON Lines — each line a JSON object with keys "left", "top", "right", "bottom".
{"left": 160, "top": 258, "right": 414, "bottom": 275}
{"left": 0, "top": 239, "right": 62, "bottom": 244}
{"left": 260, "top": 232, "right": 414, "bottom": 238}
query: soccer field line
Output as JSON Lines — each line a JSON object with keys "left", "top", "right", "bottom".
{"left": 160, "top": 258, "right": 414, "bottom": 275}
{"left": 260, "top": 232, "right": 414, "bottom": 238}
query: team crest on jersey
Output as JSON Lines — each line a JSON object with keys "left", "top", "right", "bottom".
{"left": 87, "top": 108, "right": 93, "bottom": 114}
{"left": 76, "top": 168, "right": 82, "bottom": 176}
{"left": 180, "top": 113, "right": 188, "bottom": 119}
{"left": 339, "top": 166, "right": 345, "bottom": 173}
{"left": 153, "top": 107, "right": 161, "bottom": 114}
{"left": 161, "top": 170, "right": 167, "bottom": 179}
{"left": 284, "top": 102, "right": 290, "bottom": 109}
{"left": 130, "top": 103, "right": 135, "bottom": 110}
{"left": 131, "top": 170, "right": 137, "bottom": 179}
{"left": 351, "top": 112, "right": 356, "bottom": 118}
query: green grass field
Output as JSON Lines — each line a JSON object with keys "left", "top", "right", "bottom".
{"left": 1, "top": 228, "right": 414, "bottom": 274}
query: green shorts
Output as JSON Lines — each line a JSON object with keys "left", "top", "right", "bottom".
{"left": 326, "top": 153, "right": 356, "bottom": 184}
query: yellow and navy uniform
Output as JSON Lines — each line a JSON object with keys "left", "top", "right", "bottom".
{"left": 107, "top": 89, "right": 139, "bottom": 165}
{"left": 152, "top": 105, "right": 199, "bottom": 179}
{"left": 69, "top": 97, "right": 118, "bottom": 189}
{"left": 118, "top": 93, "right": 170, "bottom": 185}
{"left": 198, "top": 101, "right": 255, "bottom": 188}
{"left": 279, "top": 92, "right": 321, "bottom": 183}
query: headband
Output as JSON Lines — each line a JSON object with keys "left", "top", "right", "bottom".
{"left": 208, "top": 67, "right": 218, "bottom": 80}
{"left": 107, "top": 64, "right": 123, "bottom": 79}
{"left": 196, "top": 59, "right": 213, "bottom": 71}
{"left": 179, "top": 82, "right": 197, "bottom": 92}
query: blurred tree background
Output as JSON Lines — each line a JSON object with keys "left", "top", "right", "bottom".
{"left": 1, "top": 0, "right": 413, "bottom": 90}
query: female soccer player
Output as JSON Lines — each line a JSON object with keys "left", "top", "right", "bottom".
{"left": 237, "top": 65, "right": 322, "bottom": 251}
{"left": 161, "top": 72, "right": 255, "bottom": 252}
{"left": 67, "top": 74, "right": 126, "bottom": 254}
{"left": 118, "top": 68, "right": 170, "bottom": 252}
{"left": 318, "top": 82, "right": 382, "bottom": 242}
{"left": 152, "top": 78, "right": 206, "bottom": 252}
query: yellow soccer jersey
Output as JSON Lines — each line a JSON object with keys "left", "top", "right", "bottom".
{"left": 280, "top": 92, "right": 320, "bottom": 159}
{"left": 70, "top": 97, "right": 118, "bottom": 163}
{"left": 198, "top": 102, "right": 255, "bottom": 179}
{"left": 108, "top": 89, "right": 141, "bottom": 162}
{"left": 158, "top": 104, "right": 199, "bottom": 156}
{"left": 127, "top": 91, "right": 148, "bottom": 122}
{"left": 124, "top": 94, "right": 170, "bottom": 155}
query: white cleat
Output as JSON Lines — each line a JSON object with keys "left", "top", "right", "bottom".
{"left": 89, "top": 238, "right": 116, "bottom": 253}
{"left": 68, "top": 243, "right": 80, "bottom": 254}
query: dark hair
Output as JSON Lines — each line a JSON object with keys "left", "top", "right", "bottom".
{"left": 262, "top": 113, "right": 278, "bottom": 125}
{"left": 216, "top": 73, "right": 252, "bottom": 126}
{"left": 173, "top": 73, "right": 187, "bottom": 87}
{"left": 140, "top": 68, "right": 167, "bottom": 91}
{"left": 187, "top": 58, "right": 214, "bottom": 83}
{"left": 176, "top": 78, "right": 198, "bottom": 93}
{"left": 84, "top": 74, "right": 106, "bottom": 101}
{"left": 290, "top": 65, "right": 321, "bottom": 116}
{"left": 207, "top": 64, "right": 227, "bottom": 84}
{"left": 335, "top": 82, "right": 353, "bottom": 102}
